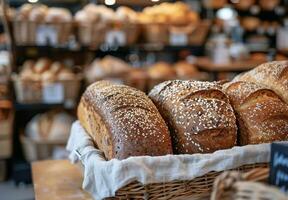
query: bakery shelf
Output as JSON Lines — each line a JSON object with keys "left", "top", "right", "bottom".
{"left": 14, "top": 102, "right": 75, "bottom": 111}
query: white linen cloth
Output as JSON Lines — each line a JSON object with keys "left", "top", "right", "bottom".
{"left": 67, "top": 121, "right": 272, "bottom": 200}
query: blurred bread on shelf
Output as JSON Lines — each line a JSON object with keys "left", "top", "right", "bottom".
{"left": 174, "top": 61, "right": 199, "bottom": 79}
{"left": 45, "top": 8, "right": 72, "bottom": 23}
{"left": 250, "top": 53, "right": 267, "bottom": 61}
{"left": 241, "top": 17, "right": 260, "bottom": 31}
{"left": 25, "top": 110, "right": 75, "bottom": 141}
{"left": 28, "top": 5, "right": 48, "bottom": 22}
{"left": 33, "top": 58, "right": 52, "bottom": 74}
{"left": 85, "top": 56, "right": 131, "bottom": 84}
{"left": 148, "top": 62, "right": 176, "bottom": 80}
{"left": 18, "top": 58, "right": 77, "bottom": 82}
{"left": 235, "top": 0, "right": 255, "bottom": 10}
{"left": 125, "top": 68, "right": 149, "bottom": 92}
{"left": 259, "top": 0, "right": 280, "bottom": 10}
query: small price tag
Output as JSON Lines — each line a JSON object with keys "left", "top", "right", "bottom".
{"left": 170, "top": 33, "right": 188, "bottom": 46}
{"left": 270, "top": 142, "right": 288, "bottom": 193}
{"left": 42, "top": 83, "right": 64, "bottom": 104}
{"left": 36, "top": 25, "right": 58, "bottom": 45}
{"left": 105, "top": 30, "right": 126, "bottom": 46}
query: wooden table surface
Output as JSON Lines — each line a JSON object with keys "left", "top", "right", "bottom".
{"left": 32, "top": 160, "right": 93, "bottom": 200}
{"left": 195, "top": 57, "right": 265, "bottom": 72}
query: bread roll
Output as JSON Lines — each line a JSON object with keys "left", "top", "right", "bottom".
{"left": 149, "top": 80, "right": 237, "bottom": 154}
{"left": 18, "top": 4, "right": 33, "bottom": 20}
{"left": 26, "top": 110, "right": 75, "bottom": 141}
{"left": 29, "top": 5, "right": 48, "bottom": 22}
{"left": 259, "top": 0, "right": 279, "bottom": 10}
{"left": 45, "top": 8, "right": 72, "bottom": 23}
{"left": 241, "top": 17, "right": 260, "bottom": 31}
{"left": 78, "top": 81, "right": 173, "bottom": 160}
{"left": 50, "top": 62, "right": 64, "bottom": 74}
{"left": 235, "top": 0, "right": 255, "bottom": 10}
{"left": 42, "top": 71, "right": 55, "bottom": 82}
{"left": 57, "top": 68, "right": 75, "bottom": 80}
{"left": 148, "top": 62, "right": 176, "bottom": 79}
{"left": 22, "top": 60, "right": 35, "bottom": 72}
{"left": 233, "top": 61, "right": 288, "bottom": 104}
{"left": 174, "top": 61, "right": 199, "bottom": 79}
{"left": 33, "top": 58, "right": 51, "bottom": 74}
{"left": 223, "top": 81, "right": 288, "bottom": 145}
{"left": 125, "top": 69, "right": 148, "bottom": 92}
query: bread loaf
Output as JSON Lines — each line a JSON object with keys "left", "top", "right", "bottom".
{"left": 233, "top": 61, "right": 288, "bottom": 104}
{"left": 223, "top": 81, "right": 288, "bottom": 145}
{"left": 149, "top": 80, "right": 237, "bottom": 154}
{"left": 78, "top": 81, "right": 173, "bottom": 160}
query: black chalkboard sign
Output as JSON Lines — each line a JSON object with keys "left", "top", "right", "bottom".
{"left": 270, "top": 142, "right": 288, "bottom": 193}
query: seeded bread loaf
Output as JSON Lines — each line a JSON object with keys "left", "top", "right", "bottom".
{"left": 233, "top": 61, "right": 288, "bottom": 104}
{"left": 149, "top": 80, "right": 237, "bottom": 154}
{"left": 78, "top": 81, "right": 173, "bottom": 160}
{"left": 223, "top": 81, "right": 288, "bottom": 145}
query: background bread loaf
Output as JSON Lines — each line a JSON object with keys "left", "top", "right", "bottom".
{"left": 223, "top": 81, "right": 288, "bottom": 145}
{"left": 78, "top": 81, "right": 173, "bottom": 160}
{"left": 149, "top": 80, "right": 237, "bottom": 154}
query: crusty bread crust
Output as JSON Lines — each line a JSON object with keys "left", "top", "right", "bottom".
{"left": 233, "top": 61, "right": 288, "bottom": 104}
{"left": 224, "top": 81, "right": 288, "bottom": 145}
{"left": 149, "top": 80, "right": 237, "bottom": 154}
{"left": 78, "top": 81, "right": 173, "bottom": 160}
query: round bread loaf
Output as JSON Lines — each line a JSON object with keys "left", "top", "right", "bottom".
{"left": 78, "top": 81, "right": 173, "bottom": 160}
{"left": 223, "top": 81, "right": 288, "bottom": 145}
{"left": 149, "top": 80, "right": 237, "bottom": 154}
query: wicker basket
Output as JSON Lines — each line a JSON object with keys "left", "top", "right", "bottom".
{"left": 68, "top": 122, "right": 272, "bottom": 200}
{"left": 142, "top": 23, "right": 169, "bottom": 45}
{"left": 12, "top": 74, "right": 82, "bottom": 104}
{"left": 107, "top": 163, "right": 267, "bottom": 200}
{"left": 211, "top": 168, "right": 287, "bottom": 200}
{"left": 0, "top": 107, "right": 13, "bottom": 138}
{"left": 77, "top": 22, "right": 107, "bottom": 48}
{"left": 13, "top": 20, "right": 73, "bottom": 45}
{"left": 116, "top": 22, "right": 140, "bottom": 45}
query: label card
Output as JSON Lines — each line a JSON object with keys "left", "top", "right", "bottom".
{"left": 105, "top": 30, "right": 126, "bottom": 46}
{"left": 36, "top": 25, "right": 58, "bottom": 46}
{"left": 170, "top": 33, "right": 188, "bottom": 46}
{"left": 42, "top": 83, "right": 64, "bottom": 104}
{"left": 270, "top": 142, "right": 288, "bottom": 193}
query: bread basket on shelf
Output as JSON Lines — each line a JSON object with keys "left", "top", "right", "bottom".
{"left": 141, "top": 23, "right": 169, "bottom": 45}
{"left": 12, "top": 74, "right": 82, "bottom": 104}
{"left": 211, "top": 168, "right": 287, "bottom": 200}
{"left": 77, "top": 22, "right": 107, "bottom": 49}
{"left": 67, "top": 121, "right": 270, "bottom": 200}
{"left": 13, "top": 20, "right": 73, "bottom": 46}
{"left": 0, "top": 101, "right": 14, "bottom": 159}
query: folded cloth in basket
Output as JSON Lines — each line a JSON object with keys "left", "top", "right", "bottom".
{"left": 67, "top": 121, "right": 272, "bottom": 200}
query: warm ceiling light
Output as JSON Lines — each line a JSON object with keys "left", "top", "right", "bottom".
{"left": 151, "top": 0, "right": 160, "bottom": 2}
{"left": 105, "top": 0, "right": 116, "bottom": 6}
{"left": 28, "top": 0, "right": 38, "bottom": 3}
